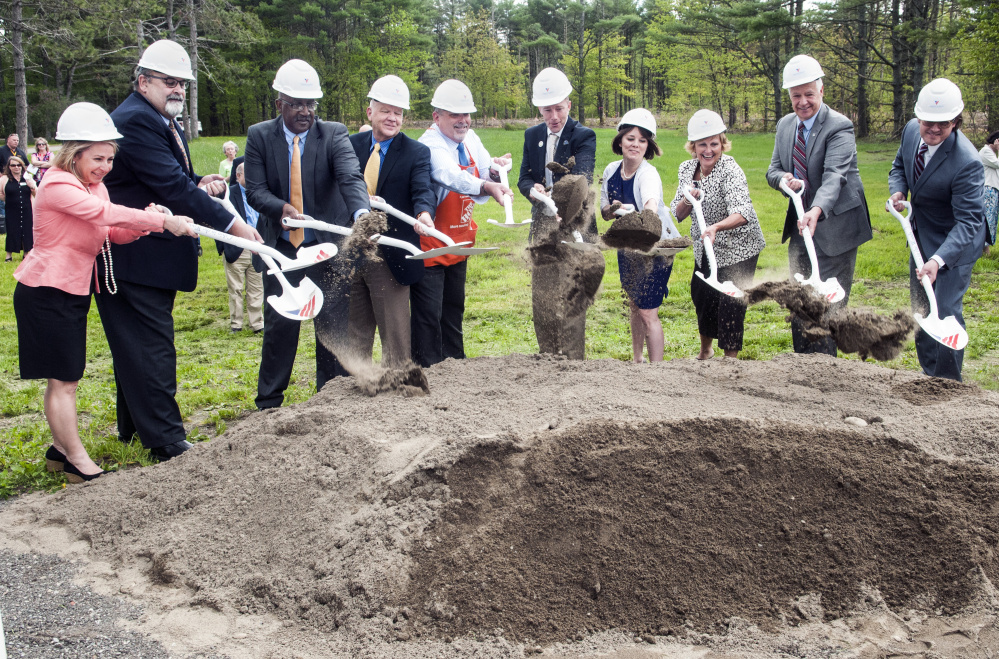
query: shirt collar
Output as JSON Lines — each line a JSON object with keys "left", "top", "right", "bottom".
{"left": 796, "top": 105, "right": 822, "bottom": 132}
{"left": 370, "top": 132, "right": 395, "bottom": 154}
{"left": 282, "top": 122, "right": 310, "bottom": 144}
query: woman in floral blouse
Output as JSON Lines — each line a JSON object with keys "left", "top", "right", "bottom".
{"left": 670, "top": 110, "right": 765, "bottom": 360}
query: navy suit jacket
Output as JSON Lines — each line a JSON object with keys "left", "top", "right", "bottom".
{"left": 103, "top": 92, "right": 235, "bottom": 292}
{"left": 245, "top": 117, "right": 369, "bottom": 271}
{"left": 348, "top": 131, "right": 435, "bottom": 287}
{"left": 215, "top": 183, "right": 247, "bottom": 264}
{"left": 889, "top": 119, "right": 986, "bottom": 268}
{"left": 517, "top": 117, "right": 596, "bottom": 199}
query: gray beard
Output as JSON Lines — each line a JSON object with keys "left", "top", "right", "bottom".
{"left": 165, "top": 99, "right": 185, "bottom": 117}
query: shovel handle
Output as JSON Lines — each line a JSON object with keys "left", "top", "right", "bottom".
{"left": 886, "top": 199, "right": 940, "bottom": 318}
{"left": 529, "top": 186, "right": 558, "bottom": 216}
{"left": 370, "top": 233, "right": 423, "bottom": 256}
{"left": 189, "top": 223, "right": 287, "bottom": 266}
{"left": 283, "top": 216, "right": 353, "bottom": 236}
{"left": 369, "top": 199, "right": 455, "bottom": 246}
{"left": 489, "top": 163, "right": 515, "bottom": 224}
{"left": 780, "top": 178, "right": 823, "bottom": 280}
{"left": 682, "top": 185, "right": 720, "bottom": 279}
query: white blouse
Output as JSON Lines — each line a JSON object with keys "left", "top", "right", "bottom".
{"left": 980, "top": 145, "right": 999, "bottom": 191}
{"left": 600, "top": 160, "right": 681, "bottom": 239}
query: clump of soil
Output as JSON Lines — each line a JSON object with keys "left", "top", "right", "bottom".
{"left": 602, "top": 209, "right": 662, "bottom": 252}
{"left": 548, "top": 158, "right": 588, "bottom": 230}
{"left": 654, "top": 236, "right": 694, "bottom": 250}
{"left": 353, "top": 361, "right": 429, "bottom": 397}
{"left": 744, "top": 281, "right": 915, "bottom": 362}
{"left": 401, "top": 417, "right": 999, "bottom": 643}
{"left": 344, "top": 210, "right": 388, "bottom": 257}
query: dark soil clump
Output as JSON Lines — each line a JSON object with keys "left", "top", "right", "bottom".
{"left": 602, "top": 209, "right": 662, "bottom": 252}
{"left": 354, "top": 362, "right": 429, "bottom": 397}
{"left": 402, "top": 417, "right": 999, "bottom": 643}
{"left": 745, "top": 281, "right": 830, "bottom": 335}
{"left": 344, "top": 210, "right": 388, "bottom": 257}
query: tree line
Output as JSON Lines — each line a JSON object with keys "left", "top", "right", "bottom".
{"left": 1, "top": 0, "right": 995, "bottom": 142}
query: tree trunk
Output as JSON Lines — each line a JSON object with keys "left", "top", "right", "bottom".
{"left": 188, "top": 0, "right": 199, "bottom": 139}
{"left": 576, "top": 6, "right": 587, "bottom": 126}
{"left": 891, "top": 0, "right": 906, "bottom": 137}
{"left": 12, "top": 0, "right": 28, "bottom": 142}
{"left": 855, "top": 0, "right": 871, "bottom": 138}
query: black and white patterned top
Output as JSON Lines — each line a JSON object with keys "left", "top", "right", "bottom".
{"left": 669, "top": 155, "right": 766, "bottom": 268}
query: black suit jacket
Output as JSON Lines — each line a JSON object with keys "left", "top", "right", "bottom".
{"left": 215, "top": 183, "right": 247, "bottom": 263}
{"left": 517, "top": 117, "right": 596, "bottom": 199}
{"left": 348, "top": 131, "right": 435, "bottom": 286}
{"left": 104, "top": 92, "right": 235, "bottom": 292}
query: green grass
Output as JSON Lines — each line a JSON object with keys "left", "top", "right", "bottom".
{"left": 1, "top": 129, "right": 997, "bottom": 496}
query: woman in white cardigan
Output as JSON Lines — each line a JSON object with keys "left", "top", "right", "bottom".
{"left": 980, "top": 130, "right": 999, "bottom": 250}
{"left": 599, "top": 109, "right": 681, "bottom": 363}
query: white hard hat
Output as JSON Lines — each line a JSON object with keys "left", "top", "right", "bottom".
{"left": 55, "top": 102, "right": 123, "bottom": 141}
{"left": 617, "top": 108, "right": 657, "bottom": 136}
{"left": 687, "top": 109, "right": 727, "bottom": 142}
{"left": 137, "top": 40, "right": 195, "bottom": 80}
{"left": 914, "top": 78, "right": 964, "bottom": 122}
{"left": 431, "top": 79, "right": 476, "bottom": 114}
{"left": 368, "top": 75, "right": 410, "bottom": 110}
{"left": 272, "top": 59, "right": 323, "bottom": 99}
{"left": 782, "top": 55, "right": 824, "bottom": 89}
{"left": 532, "top": 67, "right": 572, "bottom": 107}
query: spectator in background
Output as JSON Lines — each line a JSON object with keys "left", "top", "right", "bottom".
{"left": 3, "top": 134, "right": 28, "bottom": 170}
{"left": 217, "top": 162, "right": 264, "bottom": 334}
{"left": 31, "top": 138, "right": 54, "bottom": 182}
{"left": 980, "top": 130, "right": 999, "bottom": 252}
{"left": 219, "top": 140, "right": 238, "bottom": 182}
{"left": 1, "top": 156, "right": 36, "bottom": 262}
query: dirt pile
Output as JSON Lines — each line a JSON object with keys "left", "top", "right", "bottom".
{"left": 745, "top": 281, "right": 916, "bottom": 361}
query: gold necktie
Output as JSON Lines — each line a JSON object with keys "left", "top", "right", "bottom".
{"left": 364, "top": 142, "right": 381, "bottom": 196}
{"left": 289, "top": 135, "right": 304, "bottom": 247}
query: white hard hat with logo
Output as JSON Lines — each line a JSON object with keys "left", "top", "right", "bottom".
{"left": 138, "top": 40, "right": 195, "bottom": 80}
{"left": 687, "top": 109, "right": 727, "bottom": 142}
{"left": 914, "top": 78, "right": 964, "bottom": 122}
{"left": 532, "top": 68, "right": 572, "bottom": 107}
{"left": 273, "top": 59, "right": 324, "bottom": 99}
{"left": 56, "top": 102, "right": 123, "bottom": 141}
{"left": 617, "top": 108, "right": 657, "bottom": 136}
{"left": 431, "top": 79, "right": 476, "bottom": 114}
{"left": 368, "top": 75, "right": 410, "bottom": 110}
{"left": 782, "top": 55, "right": 824, "bottom": 89}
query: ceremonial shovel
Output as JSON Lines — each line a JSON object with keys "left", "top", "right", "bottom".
{"left": 886, "top": 200, "right": 969, "bottom": 350}
{"left": 486, "top": 161, "right": 531, "bottom": 228}
{"left": 779, "top": 178, "right": 846, "bottom": 303}
{"left": 682, "top": 186, "right": 744, "bottom": 298}
{"left": 369, "top": 199, "right": 498, "bottom": 260}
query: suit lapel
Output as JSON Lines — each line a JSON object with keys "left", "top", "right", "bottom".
{"left": 554, "top": 118, "right": 575, "bottom": 163}
{"left": 534, "top": 124, "right": 546, "bottom": 179}
{"left": 272, "top": 118, "right": 290, "bottom": 201}
{"left": 914, "top": 130, "right": 953, "bottom": 195}
{"left": 378, "top": 133, "right": 403, "bottom": 191}
{"left": 302, "top": 121, "right": 321, "bottom": 212}
{"left": 804, "top": 106, "right": 825, "bottom": 161}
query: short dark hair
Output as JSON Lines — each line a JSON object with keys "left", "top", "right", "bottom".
{"left": 988, "top": 130, "right": 999, "bottom": 145}
{"left": 952, "top": 115, "right": 964, "bottom": 131}
{"left": 611, "top": 125, "right": 661, "bottom": 160}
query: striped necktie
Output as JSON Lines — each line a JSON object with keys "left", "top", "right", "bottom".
{"left": 792, "top": 122, "right": 808, "bottom": 193}
{"left": 914, "top": 143, "right": 928, "bottom": 183}
{"left": 169, "top": 121, "right": 191, "bottom": 174}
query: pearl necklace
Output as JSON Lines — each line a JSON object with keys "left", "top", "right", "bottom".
{"left": 86, "top": 182, "right": 119, "bottom": 295}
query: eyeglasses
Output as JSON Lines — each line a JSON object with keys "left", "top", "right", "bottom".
{"left": 280, "top": 99, "right": 318, "bottom": 112}
{"left": 919, "top": 120, "right": 954, "bottom": 129}
{"left": 144, "top": 73, "right": 188, "bottom": 90}
{"left": 9, "top": 164, "right": 22, "bottom": 168}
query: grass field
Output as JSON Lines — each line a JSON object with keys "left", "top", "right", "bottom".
{"left": 1, "top": 127, "right": 996, "bottom": 497}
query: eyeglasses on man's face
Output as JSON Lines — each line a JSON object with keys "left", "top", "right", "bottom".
{"left": 280, "top": 99, "right": 318, "bottom": 113}
{"left": 144, "top": 73, "right": 188, "bottom": 90}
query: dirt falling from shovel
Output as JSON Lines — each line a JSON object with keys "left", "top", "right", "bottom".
{"left": 601, "top": 209, "right": 663, "bottom": 252}
{"left": 743, "top": 281, "right": 915, "bottom": 361}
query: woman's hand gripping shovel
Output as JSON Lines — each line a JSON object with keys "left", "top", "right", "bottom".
{"left": 779, "top": 178, "right": 846, "bottom": 303}
{"left": 885, "top": 200, "right": 969, "bottom": 350}
{"left": 682, "top": 186, "right": 744, "bottom": 298}
{"left": 368, "top": 199, "right": 498, "bottom": 260}
{"left": 486, "top": 161, "right": 531, "bottom": 228}
{"left": 198, "top": 193, "right": 336, "bottom": 321}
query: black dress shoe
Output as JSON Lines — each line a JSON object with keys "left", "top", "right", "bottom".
{"left": 149, "top": 440, "right": 193, "bottom": 462}
{"left": 45, "top": 446, "right": 66, "bottom": 472}
{"left": 64, "top": 460, "right": 105, "bottom": 484}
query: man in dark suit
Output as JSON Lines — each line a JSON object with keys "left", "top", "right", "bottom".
{"left": 2, "top": 134, "right": 28, "bottom": 170}
{"left": 517, "top": 67, "right": 596, "bottom": 234}
{"left": 889, "top": 78, "right": 986, "bottom": 381}
{"left": 215, "top": 162, "right": 264, "bottom": 334}
{"left": 244, "top": 58, "right": 370, "bottom": 408}
{"left": 347, "top": 76, "right": 436, "bottom": 368}
{"left": 766, "top": 54, "right": 872, "bottom": 356}
{"left": 98, "top": 40, "right": 260, "bottom": 461}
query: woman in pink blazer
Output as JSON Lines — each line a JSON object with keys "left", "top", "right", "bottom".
{"left": 13, "top": 103, "right": 196, "bottom": 483}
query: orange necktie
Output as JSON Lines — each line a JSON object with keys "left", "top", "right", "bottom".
{"left": 364, "top": 142, "right": 381, "bottom": 196}
{"left": 289, "top": 135, "right": 304, "bottom": 247}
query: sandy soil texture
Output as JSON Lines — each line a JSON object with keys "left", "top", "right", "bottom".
{"left": 3, "top": 353, "right": 999, "bottom": 658}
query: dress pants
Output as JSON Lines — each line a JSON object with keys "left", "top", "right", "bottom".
{"left": 225, "top": 250, "right": 263, "bottom": 331}
{"left": 94, "top": 280, "right": 188, "bottom": 449}
{"left": 410, "top": 260, "right": 467, "bottom": 367}
{"left": 787, "top": 236, "right": 857, "bottom": 355}
{"left": 256, "top": 239, "right": 349, "bottom": 409}
{"left": 909, "top": 259, "right": 972, "bottom": 382}
{"left": 347, "top": 258, "right": 412, "bottom": 368}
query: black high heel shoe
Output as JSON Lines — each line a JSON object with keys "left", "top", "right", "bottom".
{"left": 45, "top": 446, "right": 66, "bottom": 472}
{"left": 63, "top": 460, "right": 105, "bottom": 484}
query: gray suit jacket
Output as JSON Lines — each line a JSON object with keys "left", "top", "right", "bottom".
{"left": 766, "top": 104, "right": 871, "bottom": 256}
{"left": 888, "top": 118, "right": 986, "bottom": 268}
{"left": 244, "top": 117, "right": 369, "bottom": 262}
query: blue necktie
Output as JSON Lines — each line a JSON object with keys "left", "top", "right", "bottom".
{"left": 457, "top": 143, "right": 469, "bottom": 167}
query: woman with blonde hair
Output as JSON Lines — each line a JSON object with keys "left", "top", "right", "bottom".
{"left": 13, "top": 103, "right": 196, "bottom": 482}
{"left": 31, "top": 137, "right": 54, "bottom": 182}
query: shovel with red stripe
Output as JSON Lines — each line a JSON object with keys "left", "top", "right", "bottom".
{"left": 886, "top": 200, "right": 968, "bottom": 351}
{"left": 369, "top": 199, "right": 498, "bottom": 259}
{"left": 780, "top": 178, "right": 846, "bottom": 303}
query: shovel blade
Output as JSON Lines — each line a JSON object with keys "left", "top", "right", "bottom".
{"left": 281, "top": 243, "right": 338, "bottom": 272}
{"left": 915, "top": 313, "right": 969, "bottom": 351}
{"left": 266, "top": 278, "right": 324, "bottom": 321}
{"left": 696, "top": 272, "right": 744, "bottom": 298}
{"left": 794, "top": 273, "right": 846, "bottom": 304}
{"left": 404, "top": 242, "right": 484, "bottom": 260}
{"left": 486, "top": 218, "right": 532, "bottom": 227}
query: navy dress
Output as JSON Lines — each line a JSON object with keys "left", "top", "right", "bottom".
{"left": 606, "top": 167, "right": 671, "bottom": 309}
{"left": 4, "top": 176, "right": 33, "bottom": 254}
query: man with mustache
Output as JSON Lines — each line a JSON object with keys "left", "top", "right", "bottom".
{"left": 413, "top": 79, "right": 512, "bottom": 367}
{"left": 99, "top": 40, "right": 261, "bottom": 461}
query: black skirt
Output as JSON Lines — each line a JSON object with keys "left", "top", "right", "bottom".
{"left": 14, "top": 283, "right": 91, "bottom": 381}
